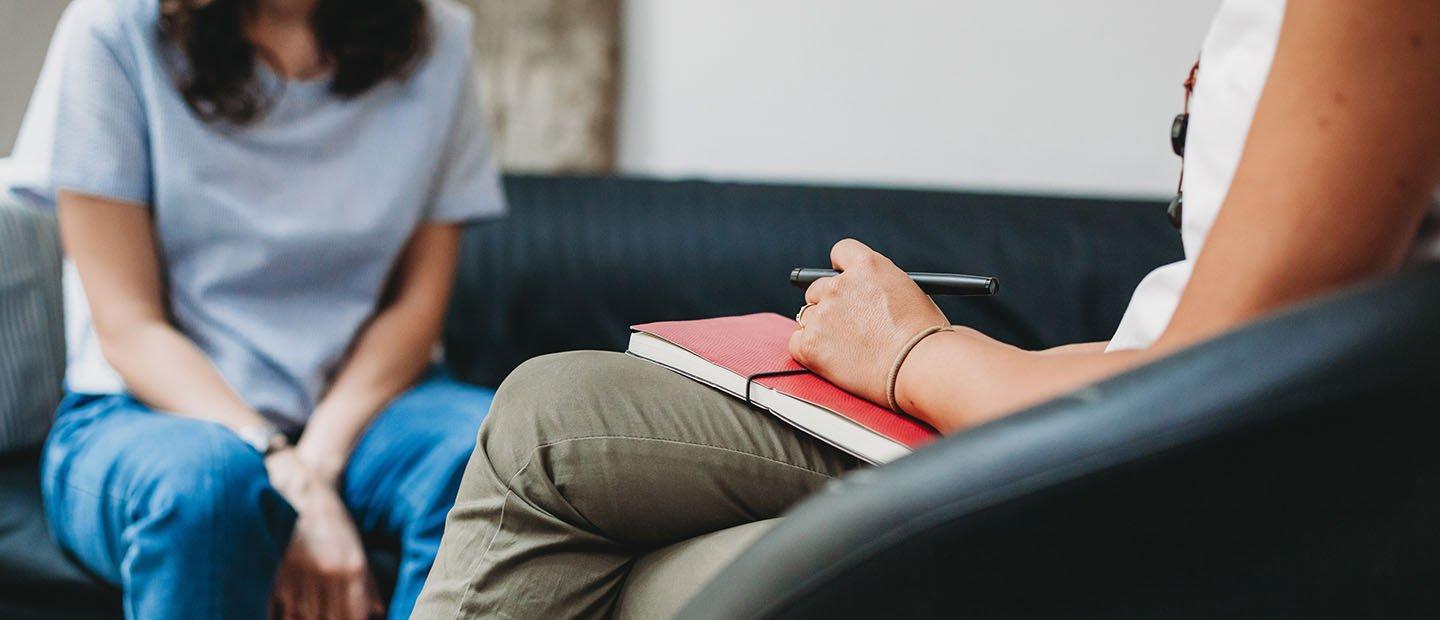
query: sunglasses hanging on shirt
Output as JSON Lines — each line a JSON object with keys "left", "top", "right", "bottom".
{"left": 1169, "top": 60, "right": 1200, "bottom": 230}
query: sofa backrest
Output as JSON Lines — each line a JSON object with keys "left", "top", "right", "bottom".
{"left": 0, "top": 175, "right": 1183, "bottom": 446}
{"left": 0, "top": 195, "right": 63, "bottom": 455}
{"left": 446, "top": 175, "right": 1182, "bottom": 387}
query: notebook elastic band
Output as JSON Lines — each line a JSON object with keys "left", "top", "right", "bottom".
{"left": 744, "top": 369, "right": 812, "bottom": 408}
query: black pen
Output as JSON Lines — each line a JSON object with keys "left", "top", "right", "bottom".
{"left": 789, "top": 267, "right": 998, "bottom": 296}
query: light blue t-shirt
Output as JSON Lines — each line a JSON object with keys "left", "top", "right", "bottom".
{"left": 9, "top": 0, "right": 506, "bottom": 429}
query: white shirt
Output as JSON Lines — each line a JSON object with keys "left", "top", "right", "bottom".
{"left": 1108, "top": 0, "right": 1440, "bottom": 351}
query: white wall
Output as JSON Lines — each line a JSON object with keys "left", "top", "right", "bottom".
{"left": 4, "top": 1, "right": 1225, "bottom": 199}
{"left": 618, "top": 1, "right": 1222, "bottom": 199}
{"left": 0, "top": 0, "right": 67, "bottom": 156}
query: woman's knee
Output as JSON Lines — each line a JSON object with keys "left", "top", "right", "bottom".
{"left": 134, "top": 426, "right": 295, "bottom": 546}
{"left": 481, "top": 351, "right": 642, "bottom": 471}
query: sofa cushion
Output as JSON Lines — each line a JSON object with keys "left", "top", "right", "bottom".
{"left": 614, "top": 519, "right": 778, "bottom": 620}
{"left": 0, "top": 197, "right": 64, "bottom": 454}
{"left": 0, "top": 450, "right": 120, "bottom": 619}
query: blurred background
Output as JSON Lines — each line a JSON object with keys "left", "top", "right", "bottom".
{"left": 0, "top": 0, "right": 1220, "bottom": 200}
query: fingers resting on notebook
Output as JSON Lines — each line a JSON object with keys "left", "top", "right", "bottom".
{"left": 789, "top": 239, "right": 950, "bottom": 407}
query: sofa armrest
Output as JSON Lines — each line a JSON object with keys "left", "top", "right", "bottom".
{"left": 0, "top": 196, "right": 64, "bottom": 455}
{"left": 680, "top": 264, "right": 1440, "bottom": 619}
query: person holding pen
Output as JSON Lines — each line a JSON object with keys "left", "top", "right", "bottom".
{"left": 415, "top": 0, "right": 1440, "bottom": 617}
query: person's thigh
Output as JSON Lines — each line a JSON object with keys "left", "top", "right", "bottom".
{"left": 416, "top": 351, "right": 861, "bottom": 618}
{"left": 481, "top": 351, "right": 861, "bottom": 543}
{"left": 42, "top": 394, "right": 295, "bottom": 620}
{"left": 340, "top": 371, "right": 495, "bottom": 619}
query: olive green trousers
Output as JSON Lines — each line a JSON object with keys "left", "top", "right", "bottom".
{"left": 413, "top": 351, "right": 860, "bottom": 619}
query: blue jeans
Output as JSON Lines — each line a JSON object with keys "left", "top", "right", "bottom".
{"left": 40, "top": 372, "right": 495, "bottom": 620}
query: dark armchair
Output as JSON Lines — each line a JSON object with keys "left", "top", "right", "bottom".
{"left": 682, "top": 263, "right": 1440, "bottom": 618}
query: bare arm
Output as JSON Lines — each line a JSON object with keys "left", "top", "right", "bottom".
{"left": 270, "top": 225, "right": 461, "bottom": 620}
{"left": 294, "top": 223, "right": 462, "bottom": 482}
{"left": 1036, "top": 342, "right": 1108, "bottom": 356}
{"left": 62, "top": 189, "right": 384, "bottom": 618}
{"left": 57, "top": 191, "right": 269, "bottom": 431}
{"left": 794, "top": 0, "right": 1440, "bottom": 433}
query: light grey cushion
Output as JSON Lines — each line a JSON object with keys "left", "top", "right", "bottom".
{"left": 0, "top": 195, "right": 63, "bottom": 454}
{"left": 614, "top": 519, "right": 779, "bottom": 620}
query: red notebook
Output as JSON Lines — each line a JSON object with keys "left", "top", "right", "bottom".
{"left": 628, "top": 313, "right": 938, "bottom": 464}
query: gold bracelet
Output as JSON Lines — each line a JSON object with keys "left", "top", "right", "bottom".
{"left": 886, "top": 325, "right": 953, "bottom": 414}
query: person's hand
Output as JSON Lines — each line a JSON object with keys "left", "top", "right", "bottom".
{"left": 265, "top": 450, "right": 380, "bottom": 620}
{"left": 788, "top": 239, "right": 951, "bottom": 407}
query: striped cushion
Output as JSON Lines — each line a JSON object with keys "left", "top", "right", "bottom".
{"left": 0, "top": 195, "right": 63, "bottom": 454}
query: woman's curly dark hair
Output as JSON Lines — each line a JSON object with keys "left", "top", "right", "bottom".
{"left": 158, "top": 0, "right": 430, "bottom": 124}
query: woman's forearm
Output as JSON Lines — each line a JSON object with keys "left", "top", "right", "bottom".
{"left": 295, "top": 298, "right": 443, "bottom": 481}
{"left": 895, "top": 329, "right": 1150, "bottom": 433}
{"left": 295, "top": 223, "right": 462, "bottom": 482}
{"left": 1036, "top": 341, "right": 1109, "bottom": 356}
{"left": 60, "top": 192, "right": 269, "bottom": 432}
{"left": 100, "top": 320, "right": 270, "bottom": 431}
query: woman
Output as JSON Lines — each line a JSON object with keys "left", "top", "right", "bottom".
{"left": 413, "top": 0, "right": 1440, "bottom": 617}
{"left": 9, "top": 0, "right": 503, "bottom": 618}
